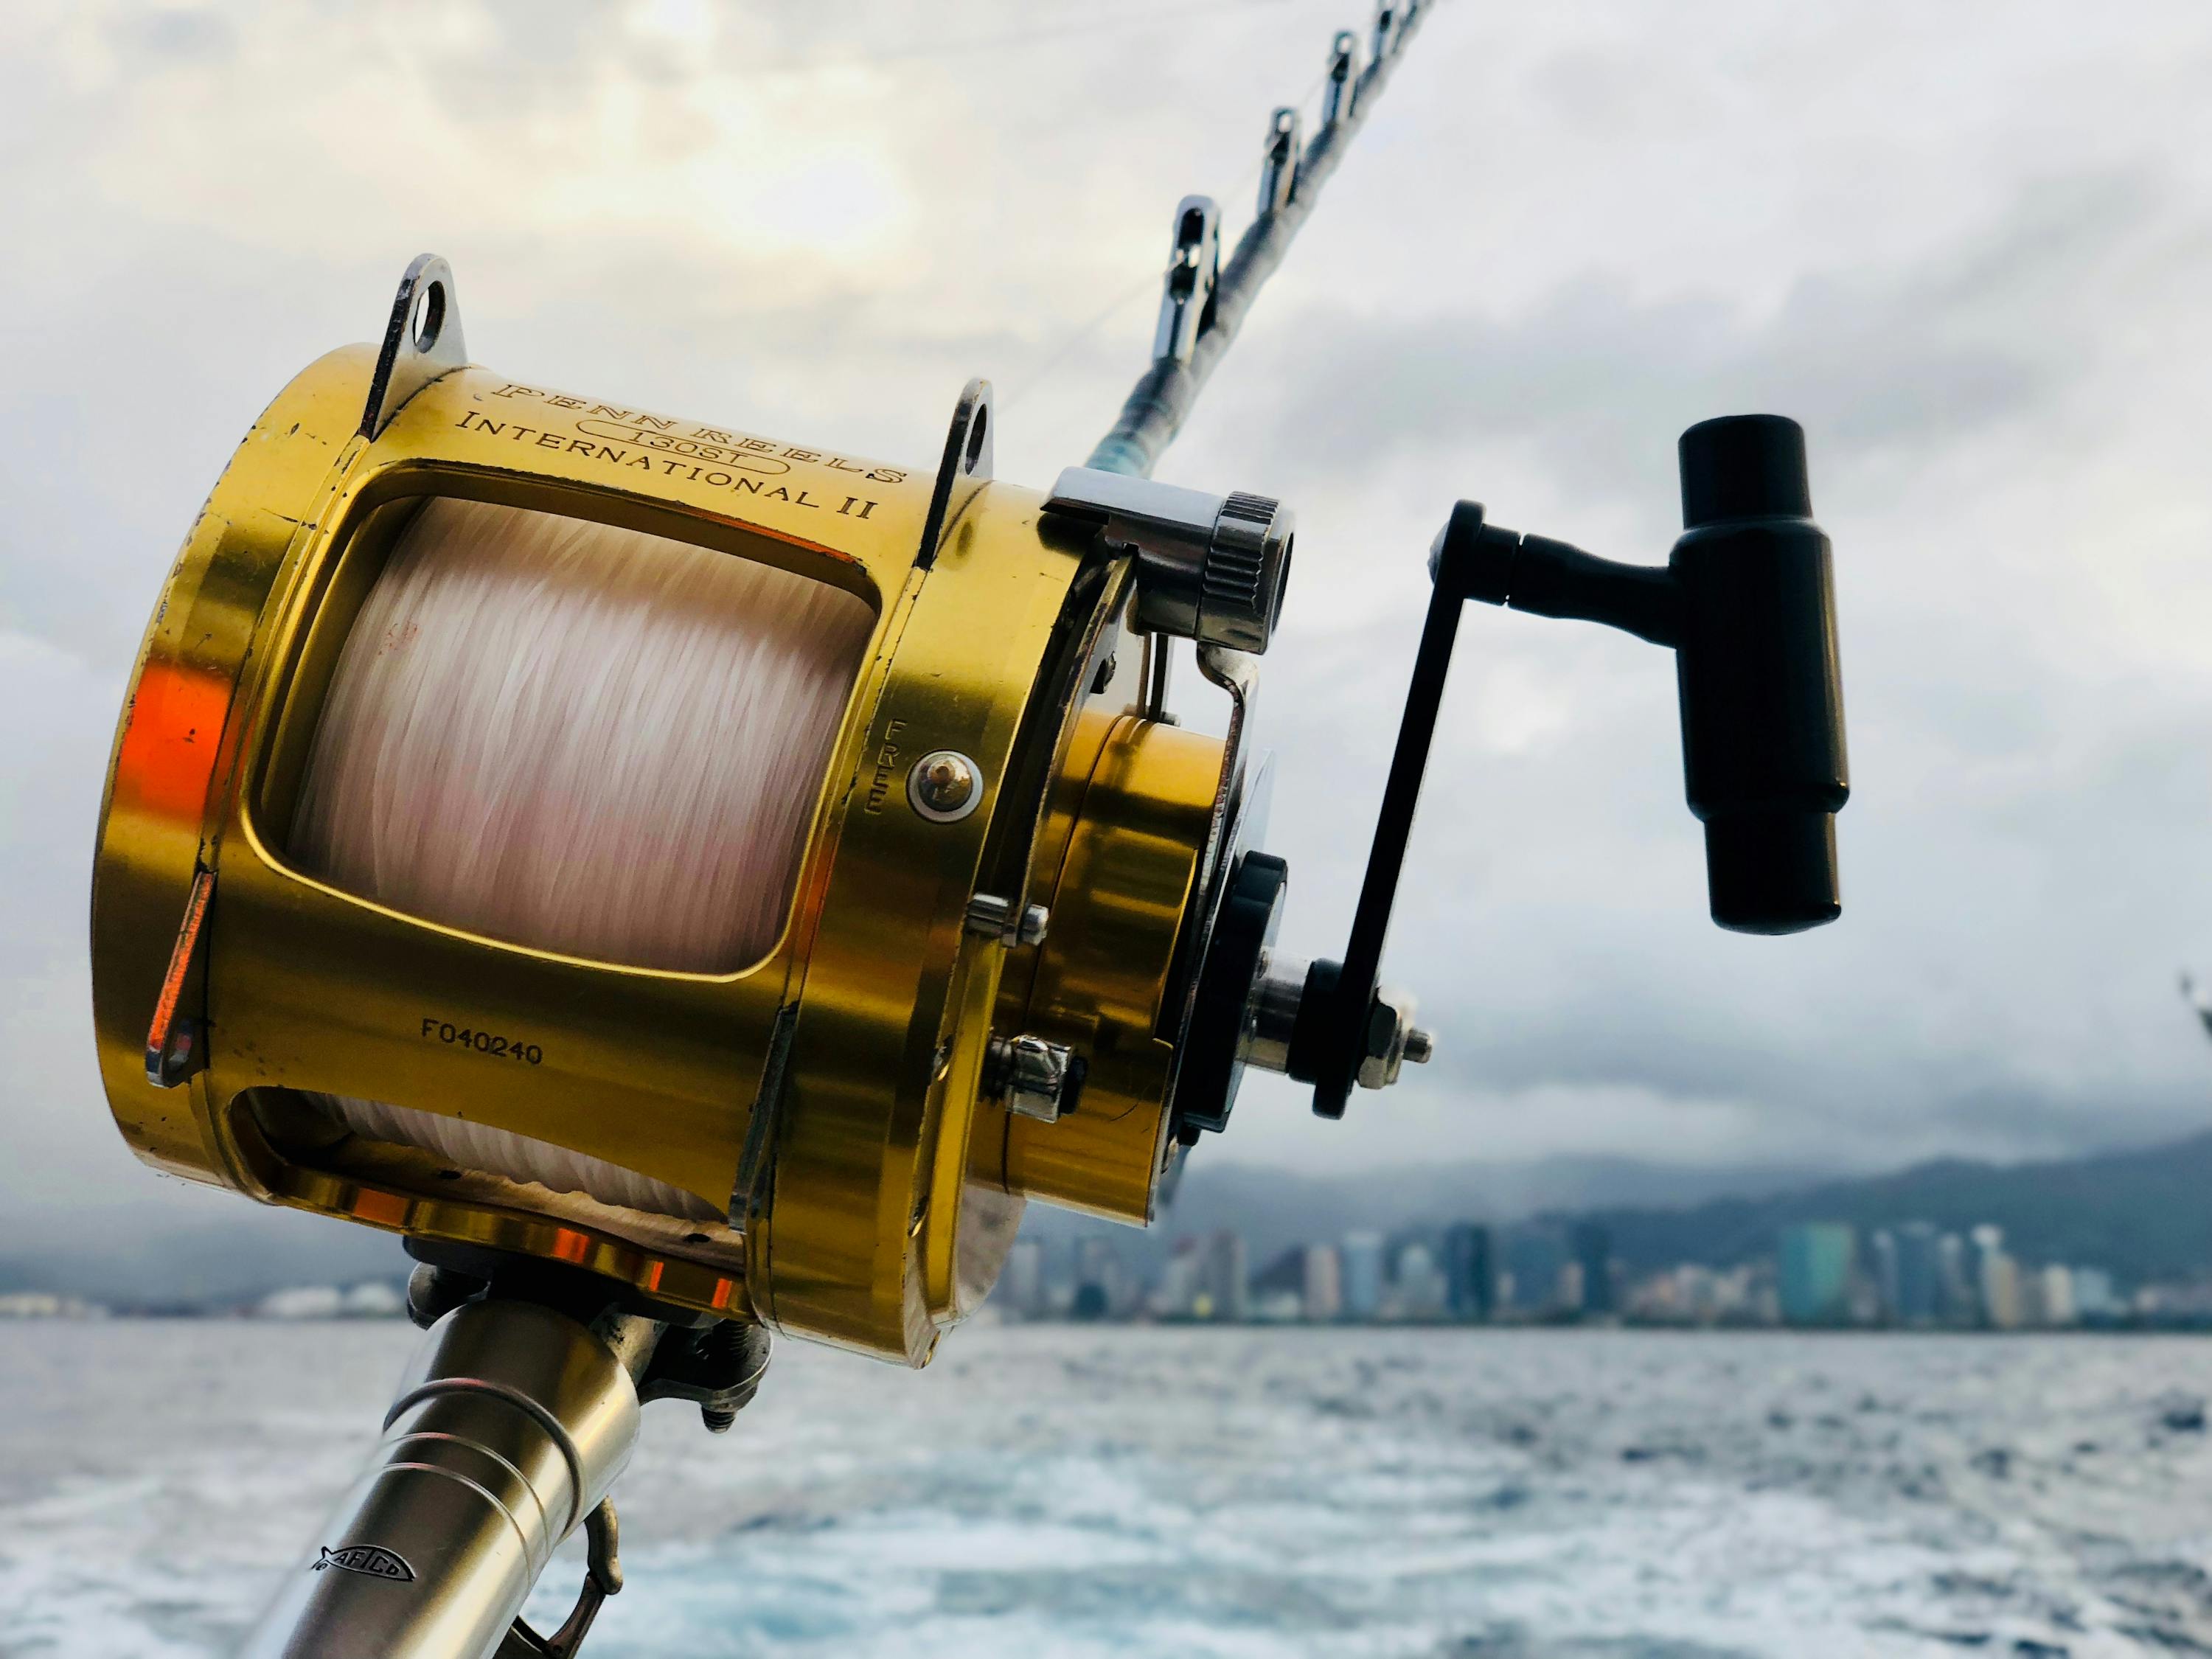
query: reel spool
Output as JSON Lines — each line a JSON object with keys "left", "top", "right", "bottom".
{"left": 91, "top": 259, "right": 1297, "bottom": 1364}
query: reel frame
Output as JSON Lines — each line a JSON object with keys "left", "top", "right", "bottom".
{"left": 91, "top": 262, "right": 1256, "bottom": 1363}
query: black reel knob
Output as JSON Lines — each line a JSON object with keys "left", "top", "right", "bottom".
{"left": 1171, "top": 850, "right": 1290, "bottom": 1141}
{"left": 1672, "top": 415, "right": 1847, "bottom": 934}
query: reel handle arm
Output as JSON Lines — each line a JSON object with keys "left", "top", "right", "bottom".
{"left": 1299, "top": 414, "right": 1848, "bottom": 1119}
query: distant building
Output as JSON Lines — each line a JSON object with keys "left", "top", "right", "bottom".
{"left": 1980, "top": 1257, "right": 2023, "bottom": 1330}
{"left": 1504, "top": 1227, "right": 1568, "bottom": 1315}
{"left": 1777, "top": 1224, "right": 1855, "bottom": 1324}
{"left": 1251, "top": 1248, "right": 1307, "bottom": 1321}
{"left": 1158, "top": 1239, "right": 1202, "bottom": 1318}
{"left": 1392, "top": 1242, "right": 1447, "bottom": 1319}
{"left": 1630, "top": 1263, "right": 1732, "bottom": 1325}
{"left": 1002, "top": 1239, "right": 1045, "bottom": 1319}
{"left": 2134, "top": 1280, "right": 2212, "bottom": 1321}
{"left": 1077, "top": 1238, "right": 1127, "bottom": 1319}
{"left": 1938, "top": 1231, "right": 1978, "bottom": 1324}
{"left": 1302, "top": 1243, "right": 1343, "bottom": 1323}
{"left": 1972, "top": 1225, "right": 2020, "bottom": 1329}
{"left": 1572, "top": 1222, "right": 1614, "bottom": 1316}
{"left": 1868, "top": 1229, "right": 1899, "bottom": 1323}
{"left": 1893, "top": 1222, "right": 1942, "bottom": 1325}
{"left": 1195, "top": 1230, "right": 1247, "bottom": 1321}
{"left": 2072, "top": 1267, "right": 2119, "bottom": 1321}
{"left": 2039, "top": 1264, "right": 2077, "bottom": 1327}
{"left": 1341, "top": 1232, "right": 1385, "bottom": 1321}
{"left": 1441, "top": 1224, "right": 1494, "bottom": 1321}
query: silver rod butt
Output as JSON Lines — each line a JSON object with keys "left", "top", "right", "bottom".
{"left": 240, "top": 1300, "right": 642, "bottom": 1659}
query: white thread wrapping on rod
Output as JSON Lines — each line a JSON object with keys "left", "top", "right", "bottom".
{"left": 288, "top": 496, "right": 874, "bottom": 1220}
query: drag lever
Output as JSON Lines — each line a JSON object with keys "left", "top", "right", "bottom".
{"left": 1294, "top": 414, "right": 1848, "bottom": 1119}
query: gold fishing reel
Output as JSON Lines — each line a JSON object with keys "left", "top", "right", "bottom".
{"left": 96, "top": 252, "right": 1843, "bottom": 1371}
{"left": 90, "top": 257, "right": 1301, "bottom": 1364}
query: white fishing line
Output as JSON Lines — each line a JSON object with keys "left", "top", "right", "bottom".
{"left": 288, "top": 496, "right": 874, "bottom": 1219}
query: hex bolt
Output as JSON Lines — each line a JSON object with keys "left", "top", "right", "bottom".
{"left": 1356, "top": 987, "right": 1422, "bottom": 1090}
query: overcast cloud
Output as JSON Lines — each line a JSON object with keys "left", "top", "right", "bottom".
{"left": 5, "top": 0, "right": 2212, "bottom": 1245}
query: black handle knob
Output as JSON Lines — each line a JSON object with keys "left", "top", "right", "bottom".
{"left": 1671, "top": 415, "right": 1847, "bottom": 933}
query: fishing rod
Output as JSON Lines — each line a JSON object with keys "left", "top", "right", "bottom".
{"left": 86, "top": 4, "right": 1846, "bottom": 1654}
{"left": 1089, "top": 0, "right": 1428, "bottom": 479}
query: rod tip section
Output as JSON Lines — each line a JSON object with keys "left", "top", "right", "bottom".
{"left": 1678, "top": 414, "right": 1810, "bottom": 527}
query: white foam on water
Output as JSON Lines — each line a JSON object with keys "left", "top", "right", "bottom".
{"left": 13, "top": 1324, "right": 2212, "bottom": 1655}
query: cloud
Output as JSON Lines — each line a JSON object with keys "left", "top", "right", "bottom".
{"left": 1264, "top": 169, "right": 2172, "bottom": 487}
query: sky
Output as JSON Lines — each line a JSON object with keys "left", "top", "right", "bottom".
{"left": 5, "top": 0, "right": 2212, "bottom": 1253}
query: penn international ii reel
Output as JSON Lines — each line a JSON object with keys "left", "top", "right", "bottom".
{"left": 88, "top": 10, "right": 1847, "bottom": 1653}
{"left": 95, "top": 260, "right": 1265, "bottom": 1358}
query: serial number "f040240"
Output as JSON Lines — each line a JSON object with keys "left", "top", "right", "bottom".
{"left": 421, "top": 1018, "right": 544, "bottom": 1066}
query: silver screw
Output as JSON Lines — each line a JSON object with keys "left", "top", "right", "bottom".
{"left": 964, "top": 894, "right": 1051, "bottom": 947}
{"left": 908, "top": 751, "right": 982, "bottom": 821}
{"left": 1404, "top": 1029, "right": 1435, "bottom": 1065}
{"left": 987, "top": 1034, "right": 1083, "bottom": 1122}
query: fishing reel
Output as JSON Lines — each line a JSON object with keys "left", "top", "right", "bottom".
{"left": 91, "top": 253, "right": 1845, "bottom": 1370}
{"left": 94, "top": 257, "right": 1290, "bottom": 1367}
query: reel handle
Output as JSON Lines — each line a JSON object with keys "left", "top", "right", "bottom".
{"left": 1295, "top": 415, "right": 1848, "bottom": 1119}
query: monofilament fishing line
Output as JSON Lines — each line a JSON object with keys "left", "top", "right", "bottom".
{"left": 288, "top": 497, "right": 874, "bottom": 1217}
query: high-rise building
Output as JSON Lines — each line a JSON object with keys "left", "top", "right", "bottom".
{"left": 1001, "top": 1239, "right": 1046, "bottom": 1320}
{"left": 1195, "top": 1230, "right": 1247, "bottom": 1321}
{"left": 1969, "top": 1225, "right": 2020, "bottom": 1329}
{"left": 1303, "top": 1243, "right": 1343, "bottom": 1322}
{"left": 1938, "top": 1231, "right": 1977, "bottom": 1324}
{"left": 1572, "top": 1222, "right": 1614, "bottom": 1316}
{"left": 1074, "top": 1237, "right": 1124, "bottom": 1321}
{"left": 1393, "top": 1241, "right": 1447, "bottom": 1319}
{"left": 1505, "top": 1227, "right": 1568, "bottom": 1315}
{"left": 1442, "top": 1223, "right": 1495, "bottom": 1321}
{"left": 1341, "top": 1231, "right": 1385, "bottom": 1321}
{"left": 1158, "top": 1238, "right": 1203, "bottom": 1318}
{"left": 1777, "top": 1223, "right": 1855, "bottom": 1324}
{"left": 1249, "top": 1248, "right": 1307, "bottom": 1322}
{"left": 2071, "top": 1267, "right": 2118, "bottom": 1321}
{"left": 2035, "top": 1264, "right": 2079, "bottom": 1327}
{"left": 1867, "top": 1229, "right": 1899, "bottom": 1323}
{"left": 1893, "top": 1222, "right": 1941, "bottom": 1325}
{"left": 1980, "top": 1248, "right": 2023, "bottom": 1329}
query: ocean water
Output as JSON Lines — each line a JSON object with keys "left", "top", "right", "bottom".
{"left": 4, "top": 1324, "right": 2212, "bottom": 1657}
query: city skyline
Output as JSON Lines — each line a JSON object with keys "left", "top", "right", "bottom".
{"left": 992, "top": 1215, "right": 2168, "bottom": 1334}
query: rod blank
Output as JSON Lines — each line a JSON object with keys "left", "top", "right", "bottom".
{"left": 1088, "top": 1, "right": 1431, "bottom": 478}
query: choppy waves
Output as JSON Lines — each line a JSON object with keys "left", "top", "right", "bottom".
{"left": 7, "top": 1325, "right": 2212, "bottom": 1655}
